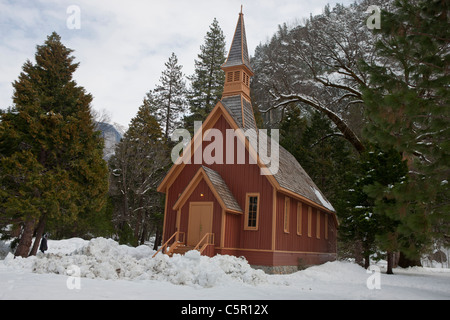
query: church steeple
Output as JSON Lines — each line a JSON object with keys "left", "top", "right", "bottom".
{"left": 219, "top": 8, "right": 257, "bottom": 130}
{"left": 221, "top": 8, "right": 253, "bottom": 101}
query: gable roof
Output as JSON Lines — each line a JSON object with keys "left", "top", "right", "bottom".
{"left": 159, "top": 99, "right": 336, "bottom": 215}
{"left": 172, "top": 166, "right": 242, "bottom": 214}
{"left": 202, "top": 166, "right": 243, "bottom": 213}
{"left": 221, "top": 95, "right": 336, "bottom": 214}
{"left": 276, "top": 143, "right": 336, "bottom": 212}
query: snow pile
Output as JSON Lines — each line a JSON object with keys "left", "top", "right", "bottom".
{"left": 46, "top": 238, "right": 89, "bottom": 255}
{"left": 149, "top": 250, "right": 267, "bottom": 287}
{"left": 300, "top": 260, "right": 369, "bottom": 284}
{"left": 2, "top": 238, "right": 450, "bottom": 299}
{"left": 269, "top": 260, "right": 368, "bottom": 287}
{"left": 3, "top": 237, "right": 266, "bottom": 288}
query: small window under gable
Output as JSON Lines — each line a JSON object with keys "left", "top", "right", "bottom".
{"left": 245, "top": 193, "right": 259, "bottom": 230}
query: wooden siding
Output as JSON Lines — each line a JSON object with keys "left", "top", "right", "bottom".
{"left": 163, "top": 115, "right": 274, "bottom": 251}
{"left": 224, "top": 212, "right": 241, "bottom": 248}
{"left": 162, "top": 113, "right": 337, "bottom": 267}
{"left": 275, "top": 192, "right": 337, "bottom": 255}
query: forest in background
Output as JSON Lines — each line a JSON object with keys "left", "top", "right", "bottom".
{"left": 251, "top": 0, "right": 448, "bottom": 271}
{"left": 0, "top": 0, "right": 448, "bottom": 273}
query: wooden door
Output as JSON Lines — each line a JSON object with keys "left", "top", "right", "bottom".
{"left": 188, "top": 202, "right": 213, "bottom": 246}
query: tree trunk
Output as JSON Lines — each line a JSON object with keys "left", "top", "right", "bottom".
{"left": 269, "top": 93, "right": 366, "bottom": 153}
{"left": 164, "top": 84, "right": 173, "bottom": 139}
{"left": 398, "top": 251, "right": 421, "bottom": 268}
{"left": 140, "top": 221, "right": 148, "bottom": 246}
{"left": 29, "top": 214, "right": 47, "bottom": 256}
{"left": 14, "top": 218, "right": 36, "bottom": 258}
{"left": 205, "top": 40, "right": 216, "bottom": 113}
{"left": 364, "top": 253, "right": 370, "bottom": 269}
{"left": 393, "top": 251, "right": 400, "bottom": 268}
{"left": 153, "top": 226, "right": 163, "bottom": 251}
{"left": 386, "top": 251, "right": 394, "bottom": 274}
{"left": 354, "top": 240, "right": 364, "bottom": 267}
{"left": 134, "top": 210, "right": 142, "bottom": 247}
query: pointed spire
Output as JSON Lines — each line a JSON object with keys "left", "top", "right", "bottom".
{"left": 221, "top": 8, "right": 253, "bottom": 102}
{"left": 220, "top": 8, "right": 257, "bottom": 130}
{"left": 222, "top": 8, "right": 252, "bottom": 73}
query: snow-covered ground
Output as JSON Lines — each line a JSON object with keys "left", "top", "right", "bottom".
{"left": 1, "top": 237, "right": 449, "bottom": 300}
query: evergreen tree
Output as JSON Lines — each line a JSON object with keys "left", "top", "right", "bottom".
{"left": 300, "top": 111, "right": 355, "bottom": 201}
{"left": 109, "top": 102, "right": 170, "bottom": 247}
{"left": 279, "top": 108, "right": 357, "bottom": 207}
{"left": 185, "top": 18, "right": 227, "bottom": 132}
{"left": 338, "top": 164, "right": 379, "bottom": 268}
{"left": 140, "top": 89, "right": 160, "bottom": 123}
{"left": 339, "top": 146, "right": 408, "bottom": 272}
{"left": 0, "top": 32, "right": 109, "bottom": 257}
{"left": 278, "top": 106, "right": 307, "bottom": 162}
{"left": 154, "top": 52, "right": 187, "bottom": 138}
{"left": 361, "top": 0, "right": 450, "bottom": 263}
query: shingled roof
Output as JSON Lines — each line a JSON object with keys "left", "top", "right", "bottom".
{"left": 222, "top": 11, "right": 253, "bottom": 72}
{"left": 221, "top": 95, "right": 257, "bottom": 131}
{"left": 172, "top": 166, "right": 243, "bottom": 214}
{"left": 275, "top": 143, "right": 335, "bottom": 212}
{"left": 202, "top": 166, "right": 243, "bottom": 213}
{"left": 220, "top": 97, "right": 335, "bottom": 213}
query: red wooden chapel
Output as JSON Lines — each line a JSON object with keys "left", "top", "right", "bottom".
{"left": 156, "top": 9, "right": 338, "bottom": 273}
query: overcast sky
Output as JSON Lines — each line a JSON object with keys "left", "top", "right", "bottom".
{"left": 0, "top": 0, "right": 354, "bottom": 127}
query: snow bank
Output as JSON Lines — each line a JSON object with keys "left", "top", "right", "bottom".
{"left": 2, "top": 238, "right": 450, "bottom": 299}
{"left": 46, "top": 238, "right": 89, "bottom": 255}
{"left": 3, "top": 237, "right": 266, "bottom": 288}
{"left": 300, "top": 261, "right": 367, "bottom": 283}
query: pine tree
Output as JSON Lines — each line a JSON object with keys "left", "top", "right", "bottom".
{"left": 109, "top": 102, "right": 170, "bottom": 247}
{"left": 279, "top": 108, "right": 357, "bottom": 207}
{"left": 140, "top": 89, "right": 161, "bottom": 124}
{"left": 0, "top": 32, "right": 109, "bottom": 257}
{"left": 301, "top": 111, "right": 355, "bottom": 200}
{"left": 154, "top": 52, "right": 187, "bottom": 138}
{"left": 185, "top": 18, "right": 227, "bottom": 132}
{"left": 339, "top": 145, "right": 408, "bottom": 272}
{"left": 278, "top": 106, "right": 307, "bottom": 162}
{"left": 361, "top": 0, "right": 450, "bottom": 263}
